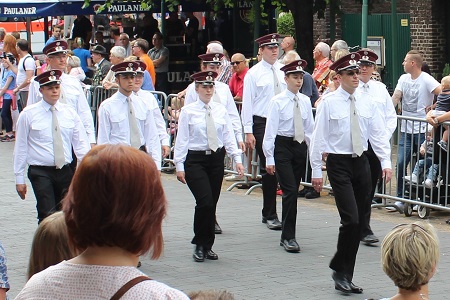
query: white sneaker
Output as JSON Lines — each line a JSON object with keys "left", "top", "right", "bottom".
{"left": 424, "top": 179, "right": 433, "bottom": 188}
{"left": 225, "top": 174, "right": 242, "bottom": 181}
{"left": 386, "top": 201, "right": 404, "bottom": 213}
{"left": 413, "top": 205, "right": 419, "bottom": 211}
{"left": 404, "top": 174, "right": 418, "bottom": 183}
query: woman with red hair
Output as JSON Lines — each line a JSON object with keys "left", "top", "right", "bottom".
{"left": 16, "top": 145, "right": 189, "bottom": 299}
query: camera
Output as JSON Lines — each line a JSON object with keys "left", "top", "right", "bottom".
{"left": 0, "top": 52, "right": 16, "bottom": 64}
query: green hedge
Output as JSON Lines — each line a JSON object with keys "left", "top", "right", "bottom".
{"left": 277, "top": 12, "right": 295, "bottom": 37}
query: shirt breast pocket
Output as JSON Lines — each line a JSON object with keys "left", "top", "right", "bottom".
{"left": 110, "top": 113, "right": 128, "bottom": 135}
{"left": 31, "top": 122, "right": 51, "bottom": 140}
{"left": 279, "top": 111, "right": 293, "bottom": 122}
{"left": 329, "top": 112, "right": 348, "bottom": 136}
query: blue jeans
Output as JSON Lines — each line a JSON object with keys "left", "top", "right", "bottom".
{"left": 396, "top": 132, "right": 425, "bottom": 197}
{"left": 412, "top": 158, "right": 439, "bottom": 181}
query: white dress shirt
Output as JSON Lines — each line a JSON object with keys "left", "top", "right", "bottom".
{"left": 309, "top": 87, "right": 392, "bottom": 178}
{"left": 14, "top": 100, "right": 90, "bottom": 184}
{"left": 241, "top": 59, "right": 287, "bottom": 133}
{"left": 134, "top": 89, "right": 170, "bottom": 147}
{"left": 174, "top": 98, "right": 242, "bottom": 172}
{"left": 97, "top": 91, "right": 161, "bottom": 169}
{"left": 263, "top": 89, "right": 315, "bottom": 166}
{"left": 27, "top": 73, "right": 96, "bottom": 143}
{"left": 357, "top": 80, "right": 397, "bottom": 137}
{"left": 184, "top": 81, "right": 243, "bottom": 143}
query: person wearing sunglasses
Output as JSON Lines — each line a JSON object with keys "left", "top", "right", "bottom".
{"left": 356, "top": 49, "right": 397, "bottom": 247}
{"left": 309, "top": 52, "right": 392, "bottom": 294}
{"left": 228, "top": 53, "right": 248, "bottom": 102}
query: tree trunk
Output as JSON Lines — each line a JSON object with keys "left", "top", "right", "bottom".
{"left": 284, "top": 0, "right": 314, "bottom": 72}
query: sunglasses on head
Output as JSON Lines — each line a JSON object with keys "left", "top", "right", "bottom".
{"left": 231, "top": 60, "right": 244, "bottom": 66}
{"left": 343, "top": 69, "right": 360, "bottom": 76}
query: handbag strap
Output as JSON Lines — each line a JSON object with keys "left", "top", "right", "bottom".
{"left": 110, "top": 275, "right": 152, "bottom": 300}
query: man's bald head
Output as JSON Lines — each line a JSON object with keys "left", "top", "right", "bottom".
{"left": 231, "top": 53, "right": 245, "bottom": 61}
{"left": 281, "top": 36, "right": 295, "bottom": 52}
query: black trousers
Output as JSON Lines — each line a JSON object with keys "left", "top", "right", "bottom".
{"left": 360, "top": 142, "right": 382, "bottom": 238}
{"left": 274, "top": 136, "right": 307, "bottom": 240}
{"left": 253, "top": 116, "right": 278, "bottom": 220}
{"left": 185, "top": 148, "right": 225, "bottom": 250}
{"left": 27, "top": 164, "right": 74, "bottom": 223}
{"left": 326, "top": 153, "right": 371, "bottom": 280}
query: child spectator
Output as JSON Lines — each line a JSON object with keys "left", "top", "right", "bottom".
{"left": 431, "top": 76, "right": 450, "bottom": 151}
{"left": 404, "top": 126, "right": 438, "bottom": 188}
{"left": 28, "top": 212, "right": 77, "bottom": 279}
{"left": 0, "top": 241, "right": 10, "bottom": 300}
{"left": 0, "top": 53, "right": 17, "bottom": 142}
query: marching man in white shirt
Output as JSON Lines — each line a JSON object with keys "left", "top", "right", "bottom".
{"left": 262, "top": 60, "right": 314, "bottom": 253}
{"left": 309, "top": 53, "right": 392, "bottom": 294}
{"left": 97, "top": 61, "right": 161, "bottom": 169}
{"left": 132, "top": 60, "right": 171, "bottom": 159}
{"left": 14, "top": 70, "right": 91, "bottom": 223}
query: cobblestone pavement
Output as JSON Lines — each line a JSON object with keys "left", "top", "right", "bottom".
{"left": 1, "top": 141, "right": 450, "bottom": 299}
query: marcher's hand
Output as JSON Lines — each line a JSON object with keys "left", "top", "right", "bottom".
{"left": 16, "top": 184, "right": 27, "bottom": 199}
{"left": 382, "top": 168, "right": 393, "bottom": 183}
{"left": 238, "top": 141, "right": 246, "bottom": 152}
{"left": 311, "top": 178, "right": 323, "bottom": 193}
{"left": 245, "top": 133, "right": 256, "bottom": 150}
{"left": 322, "top": 152, "right": 328, "bottom": 162}
{"left": 236, "top": 163, "right": 245, "bottom": 177}
{"left": 266, "top": 165, "right": 275, "bottom": 175}
{"left": 162, "top": 145, "right": 171, "bottom": 158}
{"left": 176, "top": 171, "right": 186, "bottom": 184}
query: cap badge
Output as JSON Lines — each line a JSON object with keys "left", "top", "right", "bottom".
{"left": 213, "top": 54, "right": 220, "bottom": 62}
{"left": 362, "top": 55, "right": 370, "bottom": 61}
{"left": 349, "top": 59, "right": 357, "bottom": 65}
{"left": 296, "top": 66, "right": 303, "bottom": 71}
{"left": 49, "top": 75, "right": 56, "bottom": 81}
{"left": 206, "top": 75, "right": 213, "bottom": 81}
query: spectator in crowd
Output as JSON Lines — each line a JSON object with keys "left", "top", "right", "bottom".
{"left": 102, "top": 46, "right": 126, "bottom": 90}
{"left": 90, "top": 45, "right": 111, "bottom": 86}
{"left": 0, "top": 28, "right": 5, "bottom": 51}
{"left": 278, "top": 36, "right": 295, "bottom": 63}
{"left": 330, "top": 40, "right": 349, "bottom": 62}
{"left": 121, "top": 14, "right": 136, "bottom": 38}
{"left": 185, "top": 12, "right": 199, "bottom": 55}
{"left": 14, "top": 70, "right": 91, "bottom": 224}
{"left": 312, "top": 42, "right": 332, "bottom": 91}
{"left": 66, "top": 55, "right": 86, "bottom": 83}
{"left": 71, "top": 15, "right": 92, "bottom": 49}
{"left": 27, "top": 211, "right": 77, "bottom": 279}
{"left": 72, "top": 37, "right": 92, "bottom": 75}
{"left": 2, "top": 35, "right": 19, "bottom": 62}
{"left": 0, "top": 53, "right": 17, "bottom": 142}
{"left": 165, "top": 11, "right": 185, "bottom": 41}
{"left": 12, "top": 39, "right": 35, "bottom": 109}
{"left": 10, "top": 31, "right": 20, "bottom": 40}
{"left": 132, "top": 38, "right": 156, "bottom": 85}
{"left": 0, "top": 241, "right": 9, "bottom": 300}
{"left": 207, "top": 41, "right": 232, "bottom": 84}
{"left": 93, "top": 29, "right": 111, "bottom": 55}
{"left": 379, "top": 222, "right": 439, "bottom": 300}
{"left": 45, "top": 25, "right": 62, "bottom": 46}
{"left": 119, "top": 33, "right": 132, "bottom": 57}
{"left": 15, "top": 144, "right": 190, "bottom": 299}
{"left": 136, "top": 13, "right": 159, "bottom": 47}
{"left": 110, "top": 25, "right": 121, "bottom": 47}
{"left": 428, "top": 75, "right": 450, "bottom": 152}
{"left": 228, "top": 52, "right": 248, "bottom": 102}
{"left": 188, "top": 290, "right": 235, "bottom": 300}
{"left": 148, "top": 31, "right": 169, "bottom": 93}
{"left": 390, "top": 50, "right": 441, "bottom": 212}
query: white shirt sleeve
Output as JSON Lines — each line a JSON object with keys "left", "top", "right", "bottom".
{"left": 173, "top": 108, "right": 190, "bottom": 172}
{"left": 241, "top": 72, "right": 256, "bottom": 133}
{"left": 96, "top": 104, "right": 111, "bottom": 145}
{"left": 13, "top": 112, "right": 30, "bottom": 184}
{"left": 262, "top": 99, "right": 279, "bottom": 166}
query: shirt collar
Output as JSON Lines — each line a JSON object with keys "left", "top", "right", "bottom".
{"left": 285, "top": 89, "right": 298, "bottom": 101}
{"left": 41, "top": 99, "right": 62, "bottom": 111}
{"left": 336, "top": 86, "right": 353, "bottom": 101}
{"left": 195, "top": 98, "right": 213, "bottom": 109}
{"left": 237, "top": 68, "right": 249, "bottom": 79}
{"left": 117, "top": 91, "right": 131, "bottom": 103}
{"left": 358, "top": 80, "right": 370, "bottom": 88}
{"left": 261, "top": 59, "right": 275, "bottom": 69}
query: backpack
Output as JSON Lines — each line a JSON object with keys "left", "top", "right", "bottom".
{"left": 22, "top": 55, "right": 37, "bottom": 76}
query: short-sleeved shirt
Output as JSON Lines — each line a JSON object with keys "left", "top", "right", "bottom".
{"left": 435, "top": 92, "right": 450, "bottom": 112}
{"left": 16, "top": 54, "right": 36, "bottom": 91}
{"left": 0, "top": 241, "right": 10, "bottom": 293}
{"left": 229, "top": 68, "right": 248, "bottom": 98}
{"left": 395, "top": 72, "right": 440, "bottom": 133}
{"left": 1, "top": 69, "right": 16, "bottom": 99}
{"left": 148, "top": 46, "right": 169, "bottom": 73}
{"left": 72, "top": 48, "right": 92, "bottom": 73}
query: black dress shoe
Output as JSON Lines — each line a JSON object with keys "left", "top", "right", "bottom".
{"left": 298, "top": 187, "right": 311, "bottom": 197}
{"left": 349, "top": 282, "right": 363, "bottom": 294}
{"left": 280, "top": 239, "right": 300, "bottom": 252}
{"left": 361, "top": 234, "right": 379, "bottom": 245}
{"left": 266, "top": 218, "right": 282, "bottom": 230}
{"left": 332, "top": 271, "right": 351, "bottom": 293}
{"left": 215, "top": 221, "right": 222, "bottom": 234}
{"left": 305, "top": 190, "right": 320, "bottom": 199}
{"left": 262, "top": 217, "right": 267, "bottom": 223}
{"left": 205, "top": 249, "right": 218, "bottom": 260}
{"left": 193, "top": 245, "right": 204, "bottom": 262}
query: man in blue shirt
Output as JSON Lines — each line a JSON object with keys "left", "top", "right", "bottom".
{"left": 45, "top": 25, "right": 62, "bottom": 46}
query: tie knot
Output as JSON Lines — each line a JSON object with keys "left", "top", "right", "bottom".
{"left": 293, "top": 95, "right": 299, "bottom": 102}
{"left": 127, "top": 97, "right": 131, "bottom": 103}
{"left": 349, "top": 95, "right": 356, "bottom": 101}
{"left": 204, "top": 104, "right": 210, "bottom": 110}
{"left": 50, "top": 106, "right": 56, "bottom": 111}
